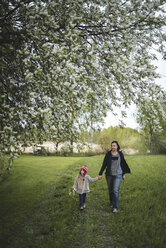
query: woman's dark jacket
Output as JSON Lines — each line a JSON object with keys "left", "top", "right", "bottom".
{"left": 99, "top": 151, "right": 131, "bottom": 176}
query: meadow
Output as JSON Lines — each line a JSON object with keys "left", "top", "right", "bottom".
{"left": 0, "top": 154, "right": 166, "bottom": 248}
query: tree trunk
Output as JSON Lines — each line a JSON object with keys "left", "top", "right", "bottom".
{"left": 149, "top": 126, "right": 153, "bottom": 154}
{"left": 70, "top": 139, "right": 73, "bottom": 153}
{"left": 90, "top": 127, "right": 93, "bottom": 150}
{"left": 56, "top": 142, "right": 59, "bottom": 152}
{"left": 90, "top": 97, "right": 94, "bottom": 150}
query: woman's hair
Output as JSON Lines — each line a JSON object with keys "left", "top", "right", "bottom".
{"left": 111, "top": 141, "right": 121, "bottom": 151}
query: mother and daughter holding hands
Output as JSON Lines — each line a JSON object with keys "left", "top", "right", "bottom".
{"left": 72, "top": 141, "right": 131, "bottom": 213}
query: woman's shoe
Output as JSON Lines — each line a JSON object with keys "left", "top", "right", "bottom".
{"left": 80, "top": 206, "right": 84, "bottom": 210}
{"left": 112, "top": 208, "right": 118, "bottom": 213}
{"left": 83, "top": 203, "right": 86, "bottom": 209}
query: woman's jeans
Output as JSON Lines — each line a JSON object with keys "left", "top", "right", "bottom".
{"left": 106, "top": 174, "right": 122, "bottom": 209}
{"left": 79, "top": 193, "right": 86, "bottom": 207}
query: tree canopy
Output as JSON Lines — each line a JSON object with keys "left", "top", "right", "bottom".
{"left": 1, "top": 0, "right": 166, "bottom": 157}
{"left": 136, "top": 89, "right": 166, "bottom": 153}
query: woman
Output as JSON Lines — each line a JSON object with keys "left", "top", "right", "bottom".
{"left": 99, "top": 141, "right": 131, "bottom": 213}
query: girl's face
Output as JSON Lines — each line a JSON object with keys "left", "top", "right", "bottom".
{"left": 80, "top": 169, "right": 84, "bottom": 176}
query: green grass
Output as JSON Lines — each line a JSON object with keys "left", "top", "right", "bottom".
{"left": 0, "top": 154, "right": 166, "bottom": 248}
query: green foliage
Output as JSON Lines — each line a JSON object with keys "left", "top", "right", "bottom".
{"left": 0, "top": 155, "right": 166, "bottom": 247}
{"left": 1, "top": 0, "right": 166, "bottom": 158}
{"left": 136, "top": 93, "right": 166, "bottom": 154}
{"left": 150, "top": 130, "right": 166, "bottom": 154}
{"left": 97, "top": 126, "right": 147, "bottom": 153}
{"left": 79, "top": 130, "right": 101, "bottom": 144}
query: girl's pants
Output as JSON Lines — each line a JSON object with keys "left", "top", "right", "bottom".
{"left": 106, "top": 174, "right": 122, "bottom": 209}
{"left": 79, "top": 193, "right": 86, "bottom": 207}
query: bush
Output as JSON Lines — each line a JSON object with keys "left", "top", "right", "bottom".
{"left": 0, "top": 154, "right": 11, "bottom": 181}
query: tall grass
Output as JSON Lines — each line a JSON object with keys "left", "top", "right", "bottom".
{"left": 0, "top": 154, "right": 166, "bottom": 248}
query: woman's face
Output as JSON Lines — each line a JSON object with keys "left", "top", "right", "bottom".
{"left": 111, "top": 142, "right": 118, "bottom": 152}
{"left": 80, "top": 169, "right": 84, "bottom": 176}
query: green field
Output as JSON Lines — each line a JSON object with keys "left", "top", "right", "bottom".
{"left": 0, "top": 154, "right": 166, "bottom": 248}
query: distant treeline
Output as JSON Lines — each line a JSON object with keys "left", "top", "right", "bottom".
{"left": 80, "top": 126, "right": 166, "bottom": 154}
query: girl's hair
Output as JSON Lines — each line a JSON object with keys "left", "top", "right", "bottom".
{"left": 111, "top": 141, "right": 121, "bottom": 151}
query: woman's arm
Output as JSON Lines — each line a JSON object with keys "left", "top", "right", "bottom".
{"left": 99, "top": 152, "right": 109, "bottom": 175}
{"left": 119, "top": 152, "right": 131, "bottom": 174}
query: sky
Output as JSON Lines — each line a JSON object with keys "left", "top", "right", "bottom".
{"left": 102, "top": 54, "right": 166, "bottom": 130}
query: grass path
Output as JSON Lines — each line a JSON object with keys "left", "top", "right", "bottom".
{"left": 0, "top": 155, "right": 82, "bottom": 247}
{"left": 0, "top": 154, "right": 166, "bottom": 247}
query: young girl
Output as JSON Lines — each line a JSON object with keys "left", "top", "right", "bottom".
{"left": 72, "top": 165, "right": 101, "bottom": 210}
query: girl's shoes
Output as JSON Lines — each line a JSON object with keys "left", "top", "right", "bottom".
{"left": 80, "top": 203, "right": 86, "bottom": 210}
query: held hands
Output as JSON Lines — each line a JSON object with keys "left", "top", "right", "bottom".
{"left": 98, "top": 175, "right": 124, "bottom": 180}
{"left": 98, "top": 175, "right": 102, "bottom": 180}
